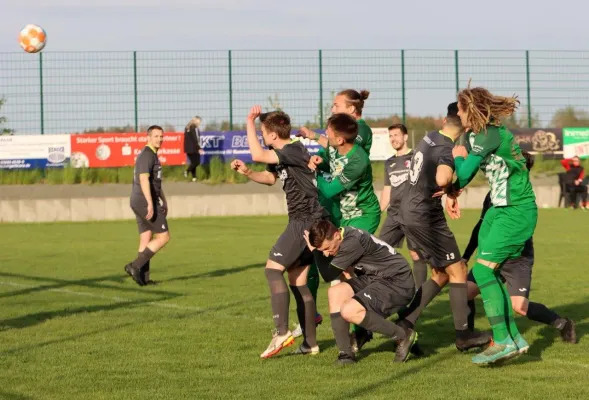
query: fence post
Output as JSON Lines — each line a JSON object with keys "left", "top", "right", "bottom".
{"left": 454, "top": 50, "right": 460, "bottom": 93}
{"left": 401, "top": 49, "right": 406, "bottom": 124}
{"left": 525, "top": 50, "right": 532, "bottom": 128}
{"left": 39, "top": 52, "right": 44, "bottom": 135}
{"left": 319, "top": 50, "right": 324, "bottom": 129}
{"left": 133, "top": 51, "right": 139, "bottom": 132}
{"left": 228, "top": 50, "right": 234, "bottom": 131}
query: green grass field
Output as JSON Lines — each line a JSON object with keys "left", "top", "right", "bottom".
{"left": 0, "top": 210, "right": 587, "bottom": 400}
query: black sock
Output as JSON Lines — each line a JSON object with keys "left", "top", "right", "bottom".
{"left": 527, "top": 301, "right": 563, "bottom": 328}
{"left": 404, "top": 279, "right": 442, "bottom": 326}
{"left": 412, "top": 260, "right": 428, "bottom": 289}
{"left": 265, "top": 269, "right": 289, "bottom": 335}
{"left": 290, "top": 285, "right": 317, "bottom": 347}
{"left": 467, "top": 299, "right": 476, "bottom": 331}
{"left": 131, "top": 248, "right": 155, "bottom": 269}
{"left": 360, "top": 311, "right": 406, "bottom": 341}
{"left": 139, "top": 252, "right": 150, "bottom": 281}
{"left": 330, "top": 312, "right": 353, "bottom": 357}
{"left": 449, "top": 282, "right": 469, "bottom": 332}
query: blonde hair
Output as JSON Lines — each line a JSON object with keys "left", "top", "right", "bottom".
{"left": 457, "top": 81, "right": 519, "bottom": 133}
{"left": 185, "top": 116, "right": 202, "bottom": 131}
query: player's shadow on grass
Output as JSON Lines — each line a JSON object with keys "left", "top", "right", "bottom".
{"left": 164, "top": 263, "right": 262, "bottom": 282}
{"left": 0, "top": 271, "right": 183, "bottom": 299}
{"left": 513, "top": 298, "right": 589, "bottom": 362}
{"left": 0, "top": 390, "right": 36, "bottom": 400}
{"left": 0, "top": 298, "right": 171, "bottom": 331}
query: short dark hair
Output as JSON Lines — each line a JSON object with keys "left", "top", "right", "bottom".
{"left": 522, "top": 151, "right": 534, "bottom": 171}
{"left": 260, "top": 111, "right": 292, "bottom": 139}
{"left": 327, "top": 113, "right": 358, "bottom": 144}
{"left": 445, "top": 102, "right": 462, "bottom": 127}
{"left": 147, "top": 125, "right": 164, "bottom": 135}
{"left": 308, "top": 220, "right": 339, "bottom": 248}
{"left": 388, "top": 123, "right": 408, "bottom": 135}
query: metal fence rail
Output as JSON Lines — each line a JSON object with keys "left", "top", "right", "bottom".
{"left": 1, "top": 50, "right": 588, "bottom": 134}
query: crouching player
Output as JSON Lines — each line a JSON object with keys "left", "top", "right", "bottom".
{"left": 305, "top": 220, "right": 416, "bottom": 365}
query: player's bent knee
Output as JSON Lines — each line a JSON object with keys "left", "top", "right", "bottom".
{"left": 510, "top": 297, "right": 528, "bottom": 316}
{"left": 340, "top": 299, "right": 365, "bottom": 322}
{"left": 265, "top": 260, "right": 286, "bottom": 272}
{"left": 409, "top": 250, "right": 421, "bottom": 261}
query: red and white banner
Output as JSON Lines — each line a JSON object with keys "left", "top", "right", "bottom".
{"left": 69, "top": 132, "right": 185, "bottom": 168}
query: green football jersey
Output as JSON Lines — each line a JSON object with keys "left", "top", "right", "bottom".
{"left": 319, "top": 144, "right": 380, "bottom": 220}
{"left": 356, "top": 119, "right": 373, "bottom": 155}
{"left": 466, "top": 125, "right": 536, "bottom": 206}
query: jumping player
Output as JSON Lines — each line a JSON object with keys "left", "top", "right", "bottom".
{"left": 231, "top": 105, "right": 325, "bottom": 358}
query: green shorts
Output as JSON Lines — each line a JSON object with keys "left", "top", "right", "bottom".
{"left": 340, "top": 212, "right": 381, "bottom": 234}
{"left": 477, "top": 201, "right": 538, "bottom": 264}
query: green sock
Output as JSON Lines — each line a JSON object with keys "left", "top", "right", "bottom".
{"left": 472, "top": 262, "right": 515, "bottom": 342}
{"left": 307, "top": 263, "right": 320, "bottom": 304}
{"left": 497, "top": 274, "right": 520, "bottom": 339}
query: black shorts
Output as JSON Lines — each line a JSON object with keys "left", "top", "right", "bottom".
{"left": 348, "top": 274, "right": 415, "bottom": 318}
{"left": 131, "top": 200, "right": 169, "bottom": 235}
{"left": 467, "top": 256, "right": 533, "bottom": 298}
{"left": 269, "top": 219, "right": 318, "bottom": 269}
{"left": 379, "top": 213, "right": 417, "bottom": 250}
{"left": 403, "top": 221, "right": 461, "bottom": 268}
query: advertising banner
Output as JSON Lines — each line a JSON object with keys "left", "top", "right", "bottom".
{"left": 69, "top": 133, "right": 185, "bottom": 168}
{"left": 563, "top": 127, "right": 589, "bottom": 159}
{"left": 0, "top": 134, "right": 70, "bottom": 169}
{"left": 511, "top": 128, "right": 562, "bottom": 159}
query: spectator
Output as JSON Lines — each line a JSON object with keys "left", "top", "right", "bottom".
{"left": 561, "top": 156, "right": 588, "bottom": 209}
{"left": 183, "top": 116, "right": 204, "bottom": 182}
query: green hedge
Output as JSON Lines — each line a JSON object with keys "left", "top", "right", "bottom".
{"left": 0, "top": 157, "right": 577, "bottom": 186}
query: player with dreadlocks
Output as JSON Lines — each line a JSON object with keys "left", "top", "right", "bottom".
{"left": 447, "top": 83, "right": 538, "bottom": 365}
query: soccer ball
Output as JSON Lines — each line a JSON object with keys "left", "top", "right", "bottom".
{"left": 18, "top": 24, "right": 47, "bottom": 53}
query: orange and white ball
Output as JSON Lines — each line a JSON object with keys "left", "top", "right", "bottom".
{"left": 18, "top": 24, "right": 47, "bottom": 53}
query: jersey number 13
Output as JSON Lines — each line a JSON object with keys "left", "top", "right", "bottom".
{"left": 409, "top": 151, "right": 424, "bottom": 185}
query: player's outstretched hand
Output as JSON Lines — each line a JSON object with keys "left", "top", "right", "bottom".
{"left": 297, "top": 127, "right": 316, "bottom": 140}
{"left": 452, "top": 145, "right": 468, "bottom": 159}
{"left": 247, "top": 105, "right": 262, "bottom": 122}
{"left": 445, "top": 196, "right": 461, "bottom": 219}
{"left": 231, "top": 159, "right": 250, "bottom": 175}
{"left": 308, "top": 155, "right": 322, "bottom": 171}
{"left": 303, "top": 230, "right": 316, "bottom": 252}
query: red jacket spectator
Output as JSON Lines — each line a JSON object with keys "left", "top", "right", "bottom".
{"left": 561, "top": 156, "right": 587, "bottom": 208}
{"left": 561, "top": 156, "right": 585, "bottom": 185}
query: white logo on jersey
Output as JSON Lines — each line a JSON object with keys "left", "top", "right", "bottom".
{"left": 389, "top": 172, "right": 409, "bottom": 187}
{"left": 273, "top": 253, "right": 283, "bottom": 257}
{"left": 519, "top": 288, "right": 528, "bottom": 292}
{"left": 363, "top": 293, "right": 372, "bottom": 300}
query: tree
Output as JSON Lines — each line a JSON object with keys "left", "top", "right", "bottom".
{"left": 0, "top": 97, "right": 14, "bottom": 135}
{"left": 550, "top": 106, "right": 589, "bottom": 128}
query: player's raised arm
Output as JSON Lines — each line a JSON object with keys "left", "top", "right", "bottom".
{"left": 246, "top": 105, "right": 280, "bottom": 165}
{"left": 297, "top": 127, "right": 329, "bottom": 148}
{"left": 231, "top": 159, "right": 277, "bottom": 186}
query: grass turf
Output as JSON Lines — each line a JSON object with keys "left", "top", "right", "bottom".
{"left": 0, "top": 209, "right": 587, "bottom": 399}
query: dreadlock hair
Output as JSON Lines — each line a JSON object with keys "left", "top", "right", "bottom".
{"left": 457, "top": 81, "right": 519, "bottom": 134}
{"left": 337, "top": 89, "right": 370, "bottom": 116}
